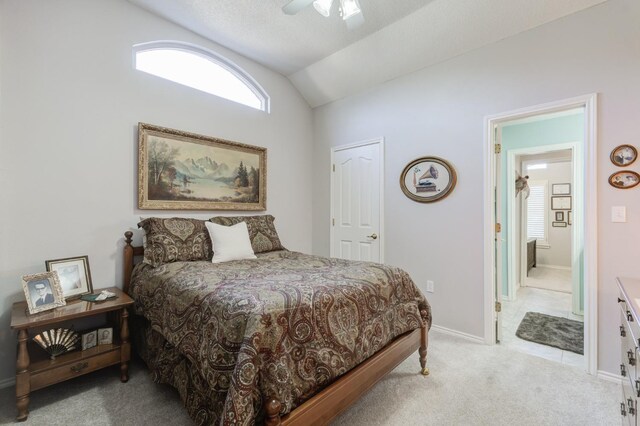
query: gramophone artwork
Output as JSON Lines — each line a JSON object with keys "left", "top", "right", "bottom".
{"left": 400, "top": 156, "right": 457, "bottom": 203}
{"left": 414, "top": 164, "right": 438, "bottom": 193}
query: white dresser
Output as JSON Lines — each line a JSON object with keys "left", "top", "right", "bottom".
{"left": 617, "top": 277, "right": 640, "bottom": 424}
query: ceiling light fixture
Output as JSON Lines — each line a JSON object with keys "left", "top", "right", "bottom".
{"left": 313, "top": 0, "right": 333, "bottom": 17}
{"left": 282, "top": 0, "right": 363, "bottom": 23}
{"left": 339, "top": 0, "right": 361, "bottom": 20}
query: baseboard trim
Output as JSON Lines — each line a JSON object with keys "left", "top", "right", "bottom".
{"left": 430, "top": 325, "right": 485, "bottom": 344}
{"left": 537, "top": 264, "right": 571, "bottom": 271}
{"left": 0, "top": 376, "right": 15, "bottom": 389}
{"left": 597, "top": 370, "right": 621, "bottom": 383}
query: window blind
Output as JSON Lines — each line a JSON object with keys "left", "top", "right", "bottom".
{"left": 527, "top": 183, "right": 546, "bottom": 241}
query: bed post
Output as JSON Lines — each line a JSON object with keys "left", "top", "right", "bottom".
{"left": 264, "top": 399, "right": 282, "bottom": 426}
{"left": 419, "top": 309, "right": 429, "bottom": 376}
{"left": 123, "top": 231, "right": 134, "bottom": 295}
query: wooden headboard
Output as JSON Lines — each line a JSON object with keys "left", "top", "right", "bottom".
{"left": 123, "top": 231, "right": 144, "bottom": 295}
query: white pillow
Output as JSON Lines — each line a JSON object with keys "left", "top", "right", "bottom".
{"left": 205, "top": 221, "right": 257, "bottom": 263}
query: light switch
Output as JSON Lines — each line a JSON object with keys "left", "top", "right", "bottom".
{"left": 612, "top": 206, "right": 627, "bottom": 223}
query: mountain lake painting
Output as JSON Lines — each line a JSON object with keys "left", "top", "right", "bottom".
{"left": 138, "top": 123, "right": 266, "bottom": 210}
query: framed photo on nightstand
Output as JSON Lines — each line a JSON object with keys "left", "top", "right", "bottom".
{"left": 81, "top": 330, "right": 97, "bottom": 351}
{"left": 98, "top": 327, "right": 113, "bottom": 345}
{"left": 45, "top": 256, "right": 93, "bottom": 300}
{"left": 21, "top": 271, "right": 66, "bottom": 315}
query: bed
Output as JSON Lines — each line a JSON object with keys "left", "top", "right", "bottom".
{"left": 122, "top": 217, "right": 431, "bottom": 425}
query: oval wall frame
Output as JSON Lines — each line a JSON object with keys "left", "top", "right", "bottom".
{"left": 610, "top": 144, "right": 637, "bottom": 167}
{"left": 400, "top": 156, "right": 457, "bottom": 203}
{"left": 608, "top": 170, "right": 640, "bottom": 189}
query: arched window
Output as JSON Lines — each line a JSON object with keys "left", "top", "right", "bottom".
{"left": 133, "top": 41, "right": 270, "bottom": 112}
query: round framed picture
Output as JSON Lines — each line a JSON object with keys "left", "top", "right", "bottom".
{"left": 610, "top": 144, "right": 637, "bottom": 167}
{"left": 609, "top": 170, "right": 640, "bottom": 189}
{"left": 400, "top": 156, "right": 457, "bottom": 203}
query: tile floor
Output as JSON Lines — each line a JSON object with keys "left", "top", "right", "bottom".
{"left": 501, "top": 271, "right": 584, "bottom": 368}
{"left": 524, "top": 265, "right": 572, "bottom": 293}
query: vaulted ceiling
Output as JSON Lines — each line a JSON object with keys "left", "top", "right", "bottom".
{"left": 128, "top": 0, "right": 608, "bottom": 107}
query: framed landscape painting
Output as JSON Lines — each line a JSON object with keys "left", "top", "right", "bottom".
{"left": 138, "top": 123, "right": 266, "bottom": 210}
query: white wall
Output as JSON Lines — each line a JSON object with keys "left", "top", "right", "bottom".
{"left": 526, "top": 161, "right": 573, "bottom": 268}
{"left": 0, "top": 0, "right": 313, "bottom": 384}
{"left": 312, "top": 0, "right": 640, "bottom": 375}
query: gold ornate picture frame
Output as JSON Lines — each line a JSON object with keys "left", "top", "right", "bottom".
{"left": 138, "top": 123, "right": 267, "bottom": 210}
{"left": 21, "top": 271, "right": 66, "bottom": 315}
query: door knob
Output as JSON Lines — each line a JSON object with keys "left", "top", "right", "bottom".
{"left": 368, "top": 233, "right": 378, "bottom": 240}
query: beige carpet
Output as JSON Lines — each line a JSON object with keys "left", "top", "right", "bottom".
{"left": 0, "top": 331, "right": 618, "bottom": 425}
{"left": 525, "top": 266, "right": 572, "bottom": 293}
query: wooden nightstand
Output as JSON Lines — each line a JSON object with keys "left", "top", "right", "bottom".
{"left": 10, "top": 287, "right": 133, "bottom": 421}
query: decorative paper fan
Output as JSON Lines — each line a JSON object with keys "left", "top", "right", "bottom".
{"left": 33, "top": 328, "right": 79, "bottom": 359}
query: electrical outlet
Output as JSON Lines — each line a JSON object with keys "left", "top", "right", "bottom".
{"left": 426, "top": 280, "right": 434, "bottom": 293}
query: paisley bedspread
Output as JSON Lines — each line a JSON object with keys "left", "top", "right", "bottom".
{"left": 130, "top": 250, "right": 431, "bottom": 425}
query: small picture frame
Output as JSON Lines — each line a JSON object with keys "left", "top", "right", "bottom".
{"left": 610, "top": 145, "right": 637, "bottom": 167}
{"left": 551, "top": 196, "right": 572, "bottom": 210}
{"left": 21, "top": 271, "right": 66, "bottom": 315}
{"left": 568, "top": 211, "right": 572, "bottom": 225}
{"left": 552, "top": 221, "right": 568, "bottom": 228}
{"left": 555, "top": 211, "right": 564, "bottom": 221}
{"left": 609, "top": 171, "right": 640, "bottom": 189}
{"left": 98, "top": 327, "right": 113, "bottom": 345}
{"left": 82, "top": 330, "right": 97, "bottom": 351}
{"left": 552, "top": 183, "right": 571, "bottom": 195}
{"left": 45, "top": 256, "right": 93, "bottom": 300}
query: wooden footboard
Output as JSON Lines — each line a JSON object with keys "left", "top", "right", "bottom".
{"left": 123, "top": 231, "right": 429, "bottom": 425}
{"left": 265, "top": 322, "right": 429, "bottom": 426}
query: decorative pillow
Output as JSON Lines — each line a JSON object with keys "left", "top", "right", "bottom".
{"left": 205, "top": 221, "right": 257, "bottom": 263}
{"left": 209, "top": 215, "right": 285, "bottom": 254}
{"left": 138, "top": 217, "right": 212, "bottom": 267}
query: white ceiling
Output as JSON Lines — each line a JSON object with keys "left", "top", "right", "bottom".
{"left": 128, "top": 0, "right": 608, "bottom": 107}
{"left": 128, "top": 0, "right": 432, "bottom": 75}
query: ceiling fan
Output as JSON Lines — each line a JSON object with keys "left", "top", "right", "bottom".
{"left": 282, "top": 0, "right": 364, "bottom": 26}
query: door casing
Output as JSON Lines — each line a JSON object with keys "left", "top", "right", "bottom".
{"left": 505, "top": 143, "right": 581, "bottom": 316}
{"left": 495, "top": 126, "right": 503, "bottom": 342}
{"left": 483, "top": 94, "right": 598, "bottom": 375}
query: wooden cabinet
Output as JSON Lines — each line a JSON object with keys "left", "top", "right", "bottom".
{"left": 10, "top": 287, "right": 133, "bottom": 421}
{"left": 526, "top": 238, "right": 536, "bottom": 276}
{"left": 617, "top": 277, "right": 640, "bottom": 424}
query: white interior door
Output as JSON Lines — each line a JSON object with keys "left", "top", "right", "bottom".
{"left": 331, "top": 140, "right": 383, "bottom": 262}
